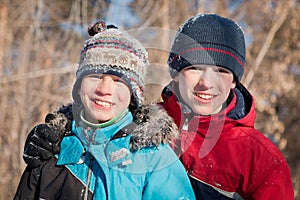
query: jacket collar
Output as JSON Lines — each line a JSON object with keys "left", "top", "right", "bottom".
{"left": 73, "top": 111, "right": 133, "bottom": 147}
{"left": 56, "top": 111, "right": 133, "bottom": 165}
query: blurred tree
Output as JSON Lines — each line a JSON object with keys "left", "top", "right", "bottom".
{"left": 0, "top": 0, "right": 107, "bottom": 198}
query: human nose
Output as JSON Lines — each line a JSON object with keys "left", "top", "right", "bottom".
{"left": 95, "top": 75, "right": 114, "bottom": 95}
{"left": 197, "top": 68, "right": 215, "bottom": 88}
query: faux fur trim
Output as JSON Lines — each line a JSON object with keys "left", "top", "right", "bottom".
{"left": 130, "top": 103, "right": 179, "bottom": 150}
{"left": 44, "top": 104, "right": 74, "bottom": 137}
{"left": 46, "top": 103, "right": 179, "bottom": 150}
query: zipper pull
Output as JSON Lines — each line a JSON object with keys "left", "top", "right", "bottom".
{"left": 181, "top": 118, "right": 189, "bottom": 131}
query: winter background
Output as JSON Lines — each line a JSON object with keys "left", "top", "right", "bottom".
{"left": 0, "top": 0, "right": 299, "bottom": 199}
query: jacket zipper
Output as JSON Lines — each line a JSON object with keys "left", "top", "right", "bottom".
{"left": 83, "top": 158, "right": 93, "bottom": 200}
{"left": 82, "top": 128, "right": 97, "bottom": 200}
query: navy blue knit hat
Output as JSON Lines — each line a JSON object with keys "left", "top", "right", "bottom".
{"left": 168, "top": 14, "right": 246, "bottom": 81}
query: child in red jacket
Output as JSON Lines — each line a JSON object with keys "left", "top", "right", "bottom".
{"left": 162, "top": 13, "right": 294, "bottom": 199}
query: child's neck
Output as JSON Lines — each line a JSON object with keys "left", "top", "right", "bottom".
{"left": 80, "top": 109, "right": 129, "bottom": 129}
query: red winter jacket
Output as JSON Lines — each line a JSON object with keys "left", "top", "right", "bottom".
{"left": 161, "top": 81, "right": 294, "bottom": 200}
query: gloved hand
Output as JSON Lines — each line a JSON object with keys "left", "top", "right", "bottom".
{"left": 23, "top": 123, "right": 60, "bottom": 168}
{"left": 23, "top": 106, "right": 73, "bottom": 168}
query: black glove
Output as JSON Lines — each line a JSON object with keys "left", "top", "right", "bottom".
{"left": 23, "top": 124, "right": 59, "bottom": 167}
{"left": 23, "top": 108, "right": 73, "bottom": 168}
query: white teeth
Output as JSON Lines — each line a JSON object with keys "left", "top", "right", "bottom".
{"left": 95, "top": 100, "right": 112, "bottom": 107}
{"left": 196, "top": 94, "right": 213, "bottom": 99}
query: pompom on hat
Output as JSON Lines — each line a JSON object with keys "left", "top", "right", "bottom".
{"left": 168, "top": 14, "right": 246, "bottom": 82}
{"left": 72, "top": 20, "right": 149, "bottom": 108}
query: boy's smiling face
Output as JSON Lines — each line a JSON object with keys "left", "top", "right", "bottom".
{"left": 78, "top": 74, "right": 131, "bottom": 123}
{"left": 177, "top": 65, "right": 236, "bottom": 115}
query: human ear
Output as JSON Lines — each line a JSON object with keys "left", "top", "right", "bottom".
{"left": 130, "top": 100, "right": 135, "bottom": 107}
{"left": 173, "top": 74, "right": 179, "bottom": 82}
{"left": 231, "top": 79, "right": 236, "bottom": 89}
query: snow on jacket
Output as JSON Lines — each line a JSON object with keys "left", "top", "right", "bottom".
{"left": 161, "top": 81, "right": 294, "bottom": 200}
{"left": 14, "top": 104, "right": 195, "bottom": 200}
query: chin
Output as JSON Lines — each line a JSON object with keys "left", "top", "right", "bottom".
{"left": 95, "top": 115, "right": 113, "bottom": 122}
{"left": 196, "top": 111, "right": 213, "bottom": 116}
{"left": 190, "top": 106, "right": 212, "bottom": 115}
{"left": 86, "top": 112, "right": 112, "bottom": 123}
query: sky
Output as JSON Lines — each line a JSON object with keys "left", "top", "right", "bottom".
{"left": 105, "top": 0, "right": 139, "bottom": 28}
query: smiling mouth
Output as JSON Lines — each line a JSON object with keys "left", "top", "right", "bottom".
{"left": 194, "top": 93, "right": 215, "bottom": 100}
{"left": 95, "top": 100, "right": 113, "bottom": 108}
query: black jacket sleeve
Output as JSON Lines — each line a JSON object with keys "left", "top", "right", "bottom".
{"left": 13, "top": 166, "right": 41, "bottom": 200}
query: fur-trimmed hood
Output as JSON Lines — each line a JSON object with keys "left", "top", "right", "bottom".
{"left": 45, "top": 103, "right": 179, "bottom": 151}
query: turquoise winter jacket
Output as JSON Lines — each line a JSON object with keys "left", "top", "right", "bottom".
{"left": 56, "top": 109, "right": 195, "bottom": 200}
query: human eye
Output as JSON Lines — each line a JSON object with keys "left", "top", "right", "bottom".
{"left": 216, "top": 67, "right": 231, "bottom": 74}
{"left": 87, "top": 74, "right": 103, "bottom": 79}
{"left": 187, "top": 66, "right": 197, "bottom": 70}
{"left": 186, "top": 66, "right": 204, "bottom": 71}
{"left": 109, "top": 76, "right": 125, "bottom": 84}
{"left": 115, "top": 78, "right": 127, "bottom": 85}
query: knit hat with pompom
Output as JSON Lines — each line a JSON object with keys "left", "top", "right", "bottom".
{"left": 72, "top": 21, "right": 149, "bottom": 108}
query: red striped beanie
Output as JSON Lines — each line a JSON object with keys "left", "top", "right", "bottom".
{"left": 168, "top": 14, "right": 245, "bottom": 81}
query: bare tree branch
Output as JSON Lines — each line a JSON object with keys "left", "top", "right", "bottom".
{"left": 0, "top": 66, "right": 74, "bottom": 84}
{"left": 244, "top": 7, "right": 289, "bottom": 88}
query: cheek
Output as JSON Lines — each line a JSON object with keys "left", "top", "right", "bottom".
{"left": 178, "top": 79, "right": 188, "bottom": 95}
{"left": 78, "top": 87, "right": 89, "bottom": 105}
{"left": 179, "top": 73, "right": 195, "bottom": 87}
{"left": 78, "top": 86, "right": 84, "bottom": 98}
{"left": 115, "top": 86, "right": 131, "bottom": 102}
{"left": 79, "top": 80, "right": 96, "bottom": 95}
{"left": 78, "top": 85, "right": 90, "bottom": 99}
{"left": 219, "top": 77, "right": 235, "bottom": 94}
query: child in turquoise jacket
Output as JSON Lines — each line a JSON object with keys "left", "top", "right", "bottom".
{"left": 14, "top": 21, "right": 195, "bottom": 200}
